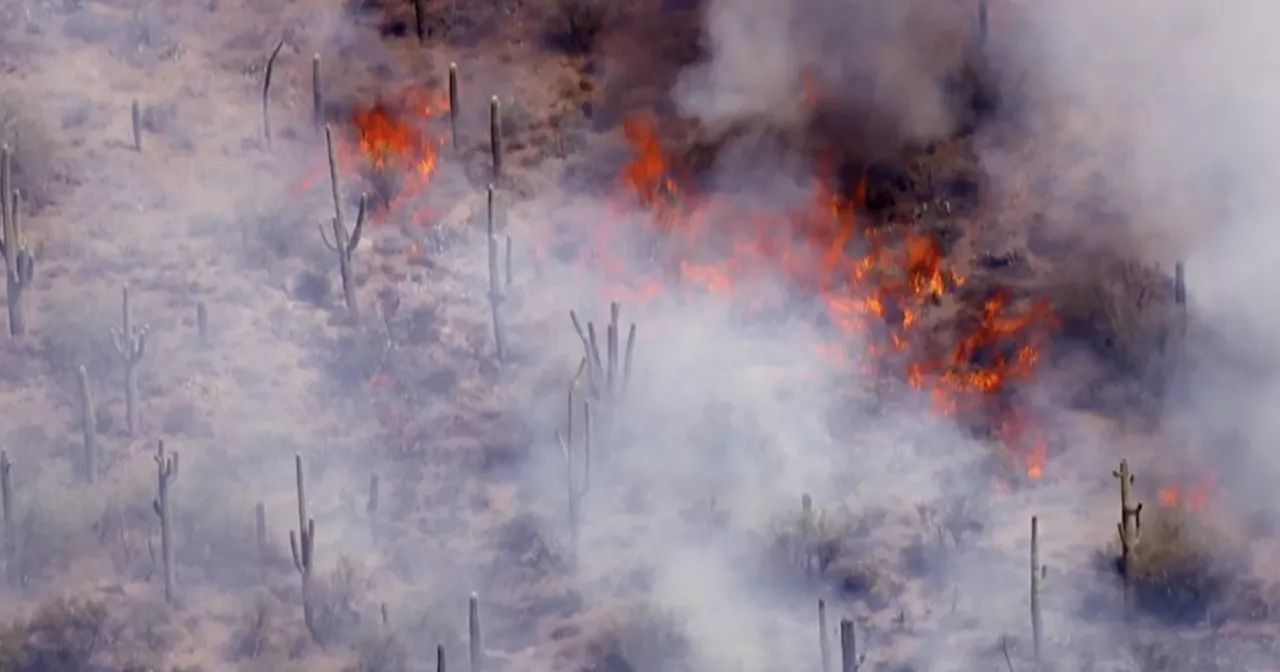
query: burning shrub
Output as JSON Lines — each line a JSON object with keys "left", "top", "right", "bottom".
{"left": 549, "top": 0, "right": 611, "bottom": 54}
{"left": 1113, "top": 506, "right": 1236, "bottom": 623}
{"left": 581, "top": 604, "right": 694, "bottom": 672}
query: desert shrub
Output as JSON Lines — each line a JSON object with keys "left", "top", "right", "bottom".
{"left": 0, "top": 87, "right": 58, "bottom": 207}
{"left": 345, "top": 630, "right": 410, "bottom": 672}
{"left": 0, "top": 596, "right": 120, "bottom": 672}
{"left": 582, "top": 604, "right": 694, "bottom": 672}
{"left": 491, "top": 513, "right": 568, "bottom": 581}
{"left": 236, "top": 194, "right": 323, "bottom": 269}
{"left": 232, "top": 590, "right": 303, "bottom": 662}
{"left": 1053, "top": 255, "right": 1180, "bottom": 377}
{"left": 549, "top": 0, "right": 610, "bottom": 54}
{"left": 766, "top": 501, "right": 896, "bottom": 607}
{"left": 1102, "top": 506, "right": 1236, "bottom": 623}
{"left": 38, "top": 286, "right": 120, "bottom": 378}
{"left": 310, "top": 556, "right": 373, "bottom": 645}
{"left": 114, "top": 597, "right": 181, "bottom": 668}
{"left": 175, "top": 475, "right": 268, "bottom": 588}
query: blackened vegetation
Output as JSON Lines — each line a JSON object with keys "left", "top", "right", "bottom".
{"left": 548, "top": 0, "right": 611, "bottom": 54}
{"left": 1050, "top": 254, "right": 1184, "bottom": 409}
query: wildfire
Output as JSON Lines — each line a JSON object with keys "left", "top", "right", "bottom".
{"left": 1158, "top": 473, "right": 1216, "bottom": 513}
{"left": 596, "top": 113, "right": 1058, "bottom": 481}
{"left": 295, "top": 84, "right": 448, "bottom": 228}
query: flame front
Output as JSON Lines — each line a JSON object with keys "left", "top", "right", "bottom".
{"left": 583, "top": 114, "right": 1058, "bottom": 480}
{"left": 295, "top": 85, "right": 448, "bottom": 227}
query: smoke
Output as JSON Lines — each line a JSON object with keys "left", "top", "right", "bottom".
{"left": 520, "top": 0, "right": 1280, "bottom": 668}
{"left": 673, "top": 0, "right": 973, "bottom": 142}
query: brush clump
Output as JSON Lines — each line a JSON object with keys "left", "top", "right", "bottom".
{"left": 1115, "top": 506, "right": 1236, "bottom": 623}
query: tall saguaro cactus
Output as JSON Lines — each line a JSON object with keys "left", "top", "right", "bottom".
{"left": 152, "top": 440, "right": 179, "bottom": 604}
{"left": 486, "top": 186, "right": 507, "bottom": 360}
{"left": 0, "top": 147, "right": 36, "bottom": 337}
{"left": 290, "top": 453, "right": 317, "bottom": 639}
{"left": 469, "top": 592, "right": 482, "bottom": 672}
{"left": 78, "top": 366, "right": 98, "bottom": 483}
{"left": 111, "top": 285, "right": 149, "bottom": 436}
{"left": 317, "top": 125, "right": 366, "bottom": 321}
{"left": 1030, "top": 516, "right": 1045, "bottom": 665}
{"left": 839, "top": 618, "right": 864, "bottom": 672}
{"left": 1112, "top": 459, "right": 1142, "bottom": 607}
{"left": 557, "top": 390, "right": 591, "bottom": 559}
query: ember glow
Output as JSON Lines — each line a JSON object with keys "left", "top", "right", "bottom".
{"left": 570, "top": 113, "right": 1059, "bottom": 480}
{"left": 295, "top": 85, "right": 448, "bottom": 228}
{"left": 1159, "top": 473, "right": 1217, "bottom": 513}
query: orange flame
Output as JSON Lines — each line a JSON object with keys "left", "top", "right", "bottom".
{"left": 294, "top": 85, "right": 448, "bottom": 227}
{"left": 603, "top": 112, "right": 1058, "bottom": 481}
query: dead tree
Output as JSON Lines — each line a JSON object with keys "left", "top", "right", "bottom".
{"left": 78, "top": 366, "right": 98, "bottom": 483}
{"left": 1113, "top": 460, "right": 1142, "bottom": 609}
{"left": 111, "top": 285, "right": 149, "bottom": 436}
{"left": 290, "top": 453, "right": 317, "bottom": 639}
{"left": 152, "top": 440, "right": 179, "bottom": 604}
{"left": 318, "top": 125, "right": 366, "bottom": 321}
{"left": 0, "top": 147, "right": 36, "bottom": 337}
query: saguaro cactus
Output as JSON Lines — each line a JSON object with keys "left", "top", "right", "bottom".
{"left": 0, "top": 147, "right": 36, "bottom": 338}
{"left": 557, "top": 391, "right": 591, "bottom": 559}
{"left": 448, "top": 63, "right": 460, "bottom": 149}
{"left": 818, "top": 599, "right": 831, "bottom": 672}
{"left": 839, "top": 618, "right": 864, "bottom": 672}
{"left": 78, "top": 366, "right": 98, "bottom": 483}
{"left": 469, "top": 592, "right": 482, "bottom": 672}
{"left": 489, "top": 96, "right": 502, "bottom": 183}
{"left": 486, "top": 186, "right": 506, "bottom": 360}
{"left": 111, "top": 285, "right": 149, "bottom": 436}
{"left": 317, "top": 125, "right": 366, "bottom": 321}
{"left": 1113, "top": 460, "right": 1142, "bottom": 606}
{"left": 152, "top": 440, "right": 179, "bottom": 604}
{"left": 1, "top": 450, "right": 13, "bottom": 583}
{"left": 290, "top": 453, "right": 317, "bottom": 638}
{"left": 1030, "top": 516, "right": 1046, "bottom": 664}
